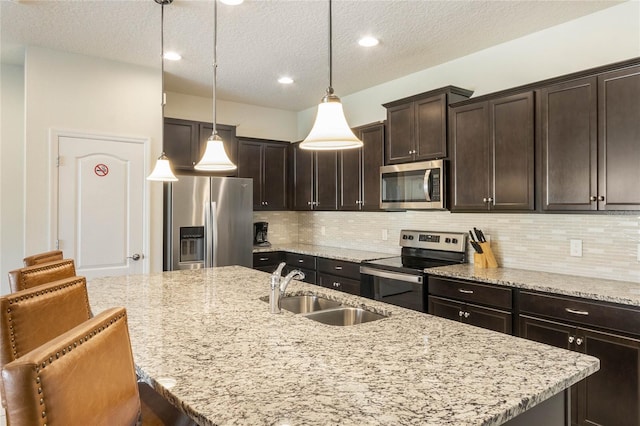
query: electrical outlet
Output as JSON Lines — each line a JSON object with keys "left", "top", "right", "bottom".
{"left": 381, "top": 229, "right": 388, "bottom": 241}
{"left": 321, "top": 226, "right": 326, "bottom": 236}
{"left": 570, "top": 239, "right": 583, "bottom": 257}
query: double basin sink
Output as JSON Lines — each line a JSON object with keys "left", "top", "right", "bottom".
{"left": 266, "top": 294, "right": 388, "bottom": 326}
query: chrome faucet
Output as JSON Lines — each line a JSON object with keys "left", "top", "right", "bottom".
{"left": 269, "top": 262, "right": 305, "bottom": 314}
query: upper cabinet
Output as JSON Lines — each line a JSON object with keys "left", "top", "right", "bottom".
{"left": 450, "top": 91, "right": 535, "bottom": 212}
{"left": 291, "top": 144, "right": 338, "bottom": 211}
{"left": 539, "top": 63, "right": 640, "bottom": 211}
{"left": 237, "top": 138, "right": 289, "bottom": 211}
{"left": 163, "top": 118, "right": 237, "bottom": 176}
{"left": 383, "top": 86, "right": 472, "bottom": 164}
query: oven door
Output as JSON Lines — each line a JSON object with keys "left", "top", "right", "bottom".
{"left": 360, "top": 266, "right": 424, "bottom": 312}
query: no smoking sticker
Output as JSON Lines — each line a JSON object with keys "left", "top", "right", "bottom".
{"left": 94, "top": 164, "right": 109, "bottom": 177}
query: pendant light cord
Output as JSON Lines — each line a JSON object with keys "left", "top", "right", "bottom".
{"left": 161, "top": 1, "right": 165, "bottom": 149}
{"left": 328, "top": 0, "right": 333, "bottom": 95}
{"left": 212, "top": 0, "right": 218, "bottom": 136}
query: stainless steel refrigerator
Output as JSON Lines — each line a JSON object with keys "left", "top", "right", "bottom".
{"left": 164, "top": 176, "right": 253, "bottom": 271}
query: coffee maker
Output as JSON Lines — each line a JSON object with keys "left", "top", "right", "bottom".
{"left": 253, "top": 222, "right": 271, "bottom": 247}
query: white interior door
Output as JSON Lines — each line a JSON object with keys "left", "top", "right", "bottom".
{"left": 57, "top": 134, "right": 147, "bottom": 279}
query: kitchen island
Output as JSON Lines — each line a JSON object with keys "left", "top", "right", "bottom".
{"left": 87, "top": 266, "right": 598, "bottom": 425}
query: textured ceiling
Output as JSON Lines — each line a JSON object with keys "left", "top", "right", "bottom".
{"left": 0, "top": 0, "right": 624, "bottom": 111}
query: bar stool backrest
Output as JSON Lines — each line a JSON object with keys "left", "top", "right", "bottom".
{"left": 8, "top": 259, "right": 76, "bottom": 293}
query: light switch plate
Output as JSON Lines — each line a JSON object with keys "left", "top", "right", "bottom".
{"left": 570, "top": 239, "right": 582, "bottom": 257}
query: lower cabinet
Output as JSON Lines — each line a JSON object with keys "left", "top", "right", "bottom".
{"left": 317, "top": 258, "right": 361, "bottom": 296}
{"left": 252, "top": 252, "right": 284, "bottom": 273}
{"left": 284, "top": 252, "right": 317, "bottom": 284}
{"left": 427, "top": 276, "right": 513, "bottom": 334}
{"left": 519, "top": 291, "right": 640, "bottom": 426}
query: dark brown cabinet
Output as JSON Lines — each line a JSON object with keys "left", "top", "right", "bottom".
{"left": 539, "top": 64, "right": 640, "bottom": 211}
{"left": 237, "top": 138, "right": 288, "bottom": 210}
{"left": 450, "top": 91, "right": 534, "bottom": 211}
{"left": 252, "top": 251, "right": 284, "bottom": 273}
{"left": 338, "top": 122, "right": 385, "bottom": 211}
{"left": 519, "top": 291, "right": 640, "bottom": 426}
{"left": 163, "top": 118, "right": 237, "bottom": 175}
{"left": 427, "top": 276, "right": 513, "bottom": 334}
{"left": 291, "top": 143, "right": 338, "bottom": 211}
{"left": 284, "top": 252, "right": 317, "bottom": 284}
{"left": 383, "top": 86, "right": 472, "bottom": 164}
{"left": 317, "top": 257, "right": 361, "bottom": 295}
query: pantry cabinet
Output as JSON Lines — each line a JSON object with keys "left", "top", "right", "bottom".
{"left": 237, "top": 138, "right": 288, "bottom": 210}
{"left": 450, "top": 91, "right": 534, "bottom": 212}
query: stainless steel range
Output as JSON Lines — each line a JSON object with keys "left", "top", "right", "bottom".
{"left": 360, "top": 230, "right": 467, "bottom": 312}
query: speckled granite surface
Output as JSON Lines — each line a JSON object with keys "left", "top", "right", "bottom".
{"left": 426, "top": 264, "right": 640, "bottom": 307}
{"left": 253, "top": 243, "right": 394, "bottom": 262}
{"left": 87, "top": 266, "right": 598, "bottom": 426}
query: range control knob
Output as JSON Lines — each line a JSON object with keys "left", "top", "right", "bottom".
{"left": 445, "top": 238, "right": 451, "bottom": 243}
{"left": 452, "top": 238, "right": 458, "bottom": 244}
{"left": 402, "top": 235, "right": 408, "bottom": 240}
{"left": 408, "top": 235, "right": 414, "bottom": 240}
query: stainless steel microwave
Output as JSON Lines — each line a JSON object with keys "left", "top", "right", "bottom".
{"left": 380, "top": 160, "right": 446, "bottom": 210}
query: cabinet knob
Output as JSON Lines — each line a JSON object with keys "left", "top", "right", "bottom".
{"left": 333, "top": 282, "right": 341, "bottom": 288}
{"left": 590, "top": 196, "right": 597, "bottom": 201}
{"left": 597, "top": 196, "right": 605, "bottom": 202}
{"left": 307, "top": 201, "right": 312, "bottom": 205}
{"left": 463, "top": 312, "right": 470, "bottom": 318}
{"left": 568, "top": 336, "right": 575, "bottom": 344}
{"left": 458, "top": 311, "right": 464, "bottom": 317}
{"left": 576, "top": 337, "right": 583, "bottom": 346}
{"left": 264, "top": 201, "right": 269, "bottom": 206}
{"left": 487, "top": 197, "right": 493, "bottom": 203}
{"left": 483, "top": 198, "right": 488, "bottom": 203}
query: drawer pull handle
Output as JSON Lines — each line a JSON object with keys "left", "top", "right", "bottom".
{"left": 458, "top": 289, "right": 474, "bottom": 294}
{"left": 565, "top": 308, "right": 589, "bottom": 316}
{"left": 259, "top": 257, "right": 269, "bottom": 261}
{"left": 298, "top": 259, "right": 304, "bottom": 263}
{"left": 334, "top": 266, "right": 343, "bottom": 270}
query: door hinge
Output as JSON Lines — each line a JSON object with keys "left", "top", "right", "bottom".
{"left": 55, "top": 239, "right": 60, "bottom": 249}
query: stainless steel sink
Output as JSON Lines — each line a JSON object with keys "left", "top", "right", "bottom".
{"left": 303, "top": 307, "right": 387, "bottom": 326}
{"left": 260, "top": 295, "right": 342, "bottom": 314}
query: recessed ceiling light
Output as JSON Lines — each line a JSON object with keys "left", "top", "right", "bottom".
{"left": 278, "top": 76, "right": 294, "bottom": 85}
{"left": 358, "top": 36, "right": 379, "bottom": 47}
{"left": 220, "top": 0, "right": 243, "bottom": 5}
{"left": 163, "top": 52, "right": 182, "bottom": 61}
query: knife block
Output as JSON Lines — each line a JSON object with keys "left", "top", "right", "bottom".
{"left": 474, "top": 252, "right": 487, "bottom": 268}
{"left": 477, "top": 242, "right": 499, "bottom": 268}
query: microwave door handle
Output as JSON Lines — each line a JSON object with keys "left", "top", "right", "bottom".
{"left": 423, "top": 169, "right": 432, "bottom": 201}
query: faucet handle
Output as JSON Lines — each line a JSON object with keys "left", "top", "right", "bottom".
{"left": 272, "top": 262, "right": 286, "bottom": 277}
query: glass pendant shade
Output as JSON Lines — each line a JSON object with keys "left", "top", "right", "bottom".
{"left": 300, "top": 94, "right": 363, "bottom": 150}
{"left": 194, "top": 134, "right": 237, "bottom": 171}
{"left": 147, "top": 153, "right": 178, "bottom": 181}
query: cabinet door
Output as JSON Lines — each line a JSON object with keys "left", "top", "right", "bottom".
{"left": 386, "top": 103, "right": 414, "bottom": 164}
{"left": 415, "top": 94, "right": 447, "bottom": 160}
{"left": 315, "top": 151, "right": 338, "bottom": 210}
{"left": 539, "top": 77, "right": 597, "bottom": 211}
{"left": 339, "top": 147, "right": 361, "bottom": 211}
{"left": 163, "top": 118, "right": 198, "bottom": 169}
{"left": 450, "top": 102, "right": 490, "bottom": 211}
{"left": 360, "top": 123, "right": 384, "bottom": 211}
{"left": 598, "top": 65, "right": 640, "bottom": 211}
{"left": 428, "top": 296, "right": 464, "bottom": 322}
{"left": 292, "top": 145, "right": 314, "bottom": 210}
{"left": 263, "top": 144, "right": 288, "bottom": 210}
{"left": 237, "top": 140, "right": 263, "bottom": 208}
{"left": 463, "top": 303, "right": 512, "bottom": 334}
{"left": 578, "top": 328, "right": 640, "bottom": 426}
{"left": 318, "top": 273, "right": 361, "bottom": 295}
{"left": 490, "top": 92, "right": 535, "bottom": 211}
{"left": 198, "top": 123, "right": 238, "bottom": 176}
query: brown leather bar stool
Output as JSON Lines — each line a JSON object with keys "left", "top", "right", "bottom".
{"left": 7, "top": 258, "right": 76, "bottom": 293}
{"left": 22, "top": 250, "right": 64, "bottom": 267}
{"left": 0, "top": 277, "right": 196, "bottom": 426}
{"left": 2, "top": 307, "right": 142, "bottom": 425}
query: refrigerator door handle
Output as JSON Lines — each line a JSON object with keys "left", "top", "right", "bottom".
{"left": 209, "top": 201, "right": 218, "bottom": 267}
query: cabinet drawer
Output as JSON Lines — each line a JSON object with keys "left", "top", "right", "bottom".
{"left": 428, "top": 277, "right": 512, "bottom": 310}
{"left": 285, "top": 253, "right": 316, "bottom": 270}
{"left": 520, "top": 291, "right": 640, "bottom": 337}
{"left": 252, "top": 252, "right": 284, "bottom": 267}
{"left": 317, "top": 258, "right": 360, "bottom": 280}
{"left": 318, "top": 273, "right": 360, "bottom": 295}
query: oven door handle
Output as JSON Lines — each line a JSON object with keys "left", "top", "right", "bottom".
{"left": 360, "top": 266, "right": 423, "bottom": 284}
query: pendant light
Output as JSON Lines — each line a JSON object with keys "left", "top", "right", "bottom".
{"left": 300, "top": 0, "right": 362, "bottom": 151}
{"left": 147, "top": 0, "right": 178, "bottom": 182}
{"left": 194, "top": 0, "right": 237, "bottom": 171}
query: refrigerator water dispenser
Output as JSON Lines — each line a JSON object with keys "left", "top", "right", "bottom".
{"left": 179, "top": 226, "right": 204, "bottom": 263}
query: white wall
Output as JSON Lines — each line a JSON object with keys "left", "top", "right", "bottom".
{"left": 297, "top": 1, "right": 640, "bottom": 136}
{"left": 22, "top": 47, "right": 164, "bottom": 273}
{"left": 0, "top": 64, "right": 25, "bottom": 295}
{"left": 165, "top": 92, "right": 298, "bottom": 141}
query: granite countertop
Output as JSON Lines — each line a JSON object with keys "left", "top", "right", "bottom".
{"left": 253, "top": 243, "right": 395, "bottom": 263}
{"left": 426, "top": 264, "right": 640, "bottom": 307}
{"left": 87, "top": 266, "right": 598, "bottom": 426}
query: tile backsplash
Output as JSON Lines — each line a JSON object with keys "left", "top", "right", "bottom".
{"left": 255, "top": 210, "right": 640, "bottom": 283}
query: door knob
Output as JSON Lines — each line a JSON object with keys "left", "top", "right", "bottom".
{"left": 127, "top": 253, "right": 143, "bottom": 261}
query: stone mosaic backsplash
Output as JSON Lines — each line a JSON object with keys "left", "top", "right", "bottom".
{"left": 255, "top": 210, "right": 640, "bottom": 283}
